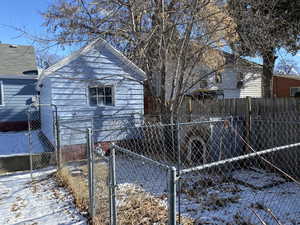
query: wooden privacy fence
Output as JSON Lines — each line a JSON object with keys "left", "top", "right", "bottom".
{"left": 179, "top": 97, "right": 300, "bottom": 117}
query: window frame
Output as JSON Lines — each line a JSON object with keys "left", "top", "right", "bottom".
{"left": 88, "top": 84, "right": 115, "bottom": 107}
{"left": 0, "top": 81, "right": 4, "bottom": 106}
{"left": 290, "top": 87, "right": 300, "bottom": 97}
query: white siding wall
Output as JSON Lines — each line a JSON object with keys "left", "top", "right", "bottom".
{"left": 43, "top": 46, "right": 144, "bottom": 145}
{"left": 206, "top": 66, "right": 262, "bottom": 99}
{"left": 40, "top": 77, "right": 55, "bottom": 144}
{"left": 240, "top": 72, "right": 262, "bottom": 98}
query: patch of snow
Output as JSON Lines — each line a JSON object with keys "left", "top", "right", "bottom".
{"left": 115, "top": 156, "right": 169, "bottom": 195}
{"left": 0, "top": 169, "right": 87, "bottom": 225}
{"left": 230, "top": 168, "right": 286, "bottom": 189}
{"left": 66, "top": 154, "right": 300, "bottom": 224}
{"left": 113, "top": 155, "right": 300, "bottom": 224}
{"left": 179, "top": 170, "right": 300, "bottom": 224}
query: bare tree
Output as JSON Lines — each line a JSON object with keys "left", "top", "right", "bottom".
{"left": 227, "top": 0, "right": 300, "bottom": 97}
{"left": 39, "top": 0, "right": 236, "bottom": 122}
{"left": 275, "top": 58, "right": 299, "bottom": 75}
{"left": 36, "top": 51, "right": 61, "bottom": 69}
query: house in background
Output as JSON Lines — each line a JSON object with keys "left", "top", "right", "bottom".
{"left": 145, "top": 51, "right": 263, "bottom": 114}
{"left": 204, "top": 56, "right": 262, "bottom": 99}
{"left": 0, "top": 44, "right": 38, "bottom": 131}
{"left": 37, "top": 38, "right": 145, "bottom": 159}
{"left": 273, "top": 75, "right": 300, "bottom": 97}
{"left": 158, "top": 52, "right": 262, "bottom": 101}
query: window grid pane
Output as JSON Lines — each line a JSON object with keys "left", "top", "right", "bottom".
{"left": 89, "top": 86, "right": 113, "bottom": 106}
{"left": 97, "top": 87, "right": 104, "bottom": 96}
{"left": 105, "top": 96, "right": 113, "bottom": 106}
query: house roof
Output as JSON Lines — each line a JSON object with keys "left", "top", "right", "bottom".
{"left": 37, "top": 38, "right": 146, "bottom": 88}
{"left": 0, "top": 44, "right": 37, "bottom": 75}
{"left": 0, "top": 74, "right": 38, "bottom": 80}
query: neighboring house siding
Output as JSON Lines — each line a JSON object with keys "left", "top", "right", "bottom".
{"left": 273, "top": 76, "right": 300, "bottom": 97}
{"left": 40, "top": 47, "right": 144, "bottom": 146}
{"left": 219, "top": 68, "right": 237, "bottom": 90}
{"left": 223, "top": 89, "right": 240, "bottom": 99}
{"left": 0, "top": 78, "right": 36, "bottom": 122}
{"left": 39, "top": 77, "right": 55, "bottom": 143}
{"left": 240, "top": 72, "right": 262, "bottom": 98}
{"left": 206, "top": 67, "right": 262, "bottom": 99}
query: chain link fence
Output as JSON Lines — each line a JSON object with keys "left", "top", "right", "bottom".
{"left": 177, "top": 114, "right": 300, "bottom": 224}
{"left": 91, "top": 131, "right": 110, "bottom": 225}
{"left": 113, "top": 144, "right": 172, "bottom": 224}
{"left": 27, "top": 104, "right": 59, "bottom": 179}
{"left": 56, "top": 121, "right": 90, "bottom": 214}
{"left": 55, "top": 112, "right": 300, "bottom": 224}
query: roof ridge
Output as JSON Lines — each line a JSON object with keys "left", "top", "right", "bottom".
{"left": 41, "top": 38, "right": 100, "bottom": 76}
{"left": 37, "top": 37, "right": 145, "bottom": 89}
{"left": 0, "top": 43, "right": 34, "bottom": 48}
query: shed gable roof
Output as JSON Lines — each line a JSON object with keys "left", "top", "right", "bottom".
{"left": 0, "top": 44, "right": 37, "bottom": 75}
{"left": 38, "top": 38, "right": 146, "bottom": 87}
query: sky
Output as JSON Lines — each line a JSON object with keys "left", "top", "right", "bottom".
{"left": 0, "top": 0, "right": 76, "bottom": 57}
{"left": 0, "top": 0, "right": 300, "bottom": 72}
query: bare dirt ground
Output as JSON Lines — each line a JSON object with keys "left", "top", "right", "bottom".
{"left": 0, "top": 169, "right": 87, "bottom": 225}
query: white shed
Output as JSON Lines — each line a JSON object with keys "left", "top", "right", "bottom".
{"left": 37, "top": 38, "right": 145, "bottom": 152}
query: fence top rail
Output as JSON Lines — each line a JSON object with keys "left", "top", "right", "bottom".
{"left": 252, "top": 119, "right": 300, "bottom": 124}
{"left": 59, "top": 124, "right": 87, "bottom": 133}
{"left": 180, "top": 141, "right": 300, "bottom": 175}
{"left": 92, "top": 119, "right": 230, "bottom": 133}
{"left": 113, "top": 144, "right": 170, "bottom": 169}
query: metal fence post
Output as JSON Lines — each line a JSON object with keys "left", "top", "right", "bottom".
{"left": 246, "top": 96, "right": 252, "bottom": 153}
{"left": 54, "top": 110, "right": 61, "bottom": 170}
{"left": 109, "top": 144, "right": 117, "bottom": 225}
{"left": 87, "top": 128, "right": 95, "bottom": 220}
{"left": 27, "top": 108, "right": 33, "bottom": 180}
{"left": 177, "top": 123, "right": 181, "bottom": 171}
{"left": 176, "top": 122, "right": 181, "bottom": 224}
{"left": 168, "top": 166, "right": 177, "bottom": 225}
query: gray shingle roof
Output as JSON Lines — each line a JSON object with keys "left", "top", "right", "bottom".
{"left": 0, "top": 43, "right": 37, "bottom": 75}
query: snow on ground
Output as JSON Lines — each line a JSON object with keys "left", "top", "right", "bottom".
{"left": 180, "top": 178, "right": 300, "bottom": 224}
{"left": 115, "top": 156, "right": 169, "bottom": 195}
{"left": 0, "top": 168, "right": 87, "bottom": 225}
{"left": 179, "top": 169, "right": 300, "bottom": 224}
{"left": 0, "top": 130, "right": 45, "bottom": 156}
{"left": 114, "top": 156, "right": 300, "bottom": 224}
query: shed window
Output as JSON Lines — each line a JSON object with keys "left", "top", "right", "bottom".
{"left": 290, "top": 87, "right": 300, "bottom": 97}
{"left": 0, "top": 81, "right": 3, "bottom": 106}
{"left": 89, "top": 85, "right": 114, "bottom": 106}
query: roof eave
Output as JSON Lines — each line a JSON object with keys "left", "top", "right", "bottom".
{"left": 0, "top": 74, "right": 38, "bottom": 80}
{"left": 37, "top": 38, "right": 146, "bottom": 90}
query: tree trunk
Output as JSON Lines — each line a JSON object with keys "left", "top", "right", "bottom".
{"left": 262, "top": 50, "right": 276, "bottom": 98}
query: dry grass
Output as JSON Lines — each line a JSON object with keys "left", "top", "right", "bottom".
{"left": 56, "top": 166, "right": 89, "bottom": 212}
{"left": 115, "top": 193, "right": 194, "bottom": 225}
{"left": 56, "top": 162, "right": 194, "bottom": 225}
{"left": 55, "top": 162, "right": 110, "bottom": 224}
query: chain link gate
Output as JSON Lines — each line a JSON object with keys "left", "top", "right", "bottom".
{"left": 27, "top": 103, "right": 60, "bottom": 179}
{"left": 86, "top": 129, "right": 177, "bottom": 225}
